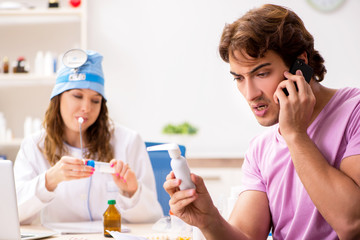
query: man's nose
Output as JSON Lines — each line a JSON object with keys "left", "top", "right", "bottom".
{"left": 243, "top": 79, "right": 262, "bottom": 101}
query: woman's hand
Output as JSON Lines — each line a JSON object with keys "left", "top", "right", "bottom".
{"left": 45, "top": 156, "right": 94, "bottom": 191}
{"left": 110, "top": 159, "right": 138, "bottom": 197}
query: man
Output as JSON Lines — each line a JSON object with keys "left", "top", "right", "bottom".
{"left": 164, "top": 4, "right": 360, "bottom": 239}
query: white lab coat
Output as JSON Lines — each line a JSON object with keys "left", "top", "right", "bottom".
{"left": 14, "top": 125, "right": 163, "bottom": 224}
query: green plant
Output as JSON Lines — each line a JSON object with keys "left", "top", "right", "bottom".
{"left": 162, "top": 122, "right": 198, "bottom": 135}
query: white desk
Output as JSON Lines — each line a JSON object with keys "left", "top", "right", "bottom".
{"left": 21, "top": 224, "right": 160, "bottom": 240}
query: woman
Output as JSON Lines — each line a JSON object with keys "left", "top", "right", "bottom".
{"left": 14, "top": 50, "right": 163, "bottom": 224}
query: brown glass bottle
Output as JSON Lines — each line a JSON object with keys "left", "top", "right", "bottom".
{"left": 103, "top": 199, "right": 121, "bottom": 237}
{"left": 3, "top": 56, "right": 9, "bottom": 74}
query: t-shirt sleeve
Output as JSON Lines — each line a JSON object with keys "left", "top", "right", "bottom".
{"left": 343, "top": 101, "right": 360, "bottom": 158}
{"left": 240, "top": 148, "right": 266, "bottom": 195}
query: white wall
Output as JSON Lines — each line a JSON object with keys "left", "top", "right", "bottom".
{"left": 87, "top": 0, "right": 360, "bottom": 158}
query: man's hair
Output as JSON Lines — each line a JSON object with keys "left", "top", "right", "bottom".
{"left": 41, "top": 94, "right": 114, "bottom": 165}
{"left": 219, "top": 4, "right": 326, "bottom": 82}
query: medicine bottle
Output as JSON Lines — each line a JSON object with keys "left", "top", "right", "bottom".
{"left": 3, "top": 56, "right": 9, "bottom": 74}
{"left": 103, "top": 199, "right": 121, "bottom": 237}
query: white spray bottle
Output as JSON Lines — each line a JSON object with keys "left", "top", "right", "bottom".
{"left": 147, "top": 143, "right": 195, "bottom": 190}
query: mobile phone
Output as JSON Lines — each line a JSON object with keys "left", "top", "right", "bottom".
{"left": 283, "top": 59, "right": 313, "bottom": 96}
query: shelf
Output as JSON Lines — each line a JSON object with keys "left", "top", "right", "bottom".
{"left": 0, "top": 8, "right": 83, "bottom": 16}
{"left": 0, "top": 1, "right": 87, "bottom": 142}
{"left": 188, "top": 157, "right": 244, "bottom": 168}
{"left": 0, "top": 7, "right": 84, "bottom": 25}
{"left": 0, "top": 74, "right": 55, "bottom": 87}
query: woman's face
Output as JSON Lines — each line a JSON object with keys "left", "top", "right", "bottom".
{"left": 60, "top": 89, "right": 102, "bottom": 139}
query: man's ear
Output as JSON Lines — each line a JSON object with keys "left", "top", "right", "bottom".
{"left": 297, "top": 51, "right": 308, "bottom": 64}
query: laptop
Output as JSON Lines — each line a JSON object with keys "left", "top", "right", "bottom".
{"left": 0, "top": 160, "right": 56, "bottom": 240}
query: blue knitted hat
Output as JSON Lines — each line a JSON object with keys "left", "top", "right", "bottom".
{"left": 50, "top": 50, "right": 106, "bottom": 100}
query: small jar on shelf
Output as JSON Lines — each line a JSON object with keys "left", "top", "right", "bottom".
{"left": 2, "top": 56, "right": 9, "bottom": 74}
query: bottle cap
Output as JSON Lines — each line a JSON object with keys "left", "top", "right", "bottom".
{"left": 108, "top": 199, "right": 116, "bottom": 205}
{"left": 146, "top": 143, "right": 181, "bottom": 159}
{"left": 86, "top": 160, "right": 95, "bottom": 167}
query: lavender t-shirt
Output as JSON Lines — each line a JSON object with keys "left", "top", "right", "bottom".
{"left": 240, "top": 87, "right": 360, "bottom": 239}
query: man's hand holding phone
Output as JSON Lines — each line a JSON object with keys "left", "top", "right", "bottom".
{"left": 274, "top": 59, "right": 316, "bottom": 139}
{"left": 283, "top": 59, "right": 313, "bottom": 95}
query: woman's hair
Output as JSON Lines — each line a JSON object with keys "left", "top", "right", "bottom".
{"left": 219, "top": 4, "right": 326, "bottom": 82}
{"left": 41, "top": 94, "right": 114, "bottom": 166}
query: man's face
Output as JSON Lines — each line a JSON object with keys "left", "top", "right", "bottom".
{"left": 229, "top": 50, "right": 288, "bottom": 127}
